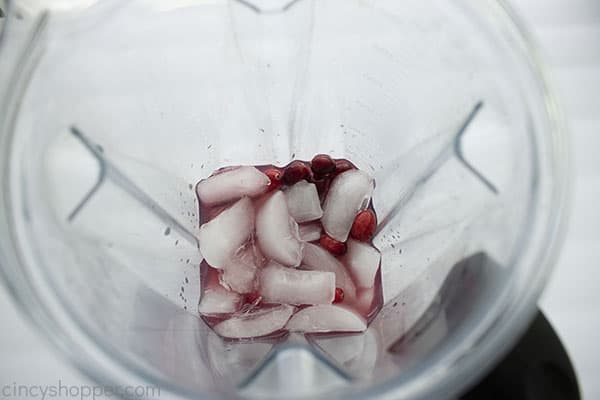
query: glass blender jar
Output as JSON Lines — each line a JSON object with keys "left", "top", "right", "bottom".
{"left": 0, "top": 0, "right": 569, "bottom": 399}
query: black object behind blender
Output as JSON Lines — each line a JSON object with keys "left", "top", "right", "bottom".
{"left": 461, "top": 310, "right": 580, "bottom": 400}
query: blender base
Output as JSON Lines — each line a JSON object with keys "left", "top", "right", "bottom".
{"left": 461, "top": 310, "right": 580, "bottom": 400}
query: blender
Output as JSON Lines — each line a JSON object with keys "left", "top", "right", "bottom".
{"left": 0, "top": 0, "right": 570, "bottom": 399}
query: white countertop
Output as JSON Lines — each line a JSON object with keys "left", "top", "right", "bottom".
{"left": 1, "top": 1, "right": 599, "bottom": 399}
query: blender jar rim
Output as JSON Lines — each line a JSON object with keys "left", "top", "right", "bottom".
{"left": 0, "top": 0, "right": 571, "bottom": 399}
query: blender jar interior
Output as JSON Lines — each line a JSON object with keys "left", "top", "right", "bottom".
{"left": 0, "top": 0, "right": 568, "bottom": 399}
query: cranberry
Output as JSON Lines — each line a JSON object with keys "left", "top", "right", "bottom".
{"left": 334, "top": 159, "right": 355, "bottom": 175}
{"left": 283, "top": 161, "right": 311, "bottom": 185}
{"left": 314, "top": 178, "right": 331, "bottom": 199}
{"left": 350, "top": 209, "right": 377, "bottom": 241}
{"left": 334, "top": 288, "right": 344, "bottom": 303}
{"left": 311, "top": 154, "right": 336, "bottom": 177}
{"left": 320, "top": 233, "right": 347, "bottom": 255}
{"left": 264, "top": 168, "right": 283, "bottom": 191}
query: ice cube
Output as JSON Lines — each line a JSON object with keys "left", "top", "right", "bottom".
{"left": 344, "top": 240, "right": 381, "bottom": 288}
{"left": 286, "top": 305, "right": 367, "bottom": 333}
{"left": 298, "top": 222, "right": 322, "bottom": 242}
{"left": 302, "top": 243, "right": 357, "bottom": 301}
{"left": 250, "top": 237, "right": 268, "bottom": 268}
{"left": 197, "top": 166, "right": 271, "bottom": 205}
{"left": 198, "top": 286, "right": 242, "bottom": 315}
{"left": 322, "top": 170, "right": 374, "bottom": 242}
{"left": 285, "top": 181, "right": 323, "bottom": 223}
{"left": 259, "top": 261, "right": 335, "bottom": 305}
{"left": 221, "top": 245, "right": 258, "bottom": 294}
{"left": 354, "top": 287, "right": 375, "bottom": 315}
{"left": 256, "top": 191, "right": 304, "bottom": 267}
{"left": 213, "top": 304, "right": 295, "bottom": 339}
{"left": 199, "top": 197, "right": 254, "bottom": 268}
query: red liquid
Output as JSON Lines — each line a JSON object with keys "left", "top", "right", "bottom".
{"left": 196, "top": 157, "right": 383, "bottom": 338}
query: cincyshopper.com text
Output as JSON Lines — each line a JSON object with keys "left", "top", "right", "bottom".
{"left": 1, "top": 380, "right": 160, "bottom": 399}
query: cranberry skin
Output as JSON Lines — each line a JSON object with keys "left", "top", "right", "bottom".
{"left": 350, "top": 209, "right": 377, "bottom": 241}
{"left": 320, "top": 233, "right": 347, "bottom": 255}
{"left": 333, "top": 288, "right": 344, "bottom": 303}
{"left": 264, "top": 168, "right": 283, "bottom": 191}
{"left": 283, "top": 161, "right": 311, "bottom": 185}
{"left": 311, "top": 154, "right": 336, "bottom": 177}
{"left": 334, "top": 159, "right": 355, "bottom": 175}
{"left": 314, "top": 179, "right": 331, "bottom": 199}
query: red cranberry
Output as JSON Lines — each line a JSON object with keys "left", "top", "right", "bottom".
{"left": 264, "top": 168, "right": 283, "bottom": 191}
{"left": 350, "top": 209, "right": 377, "bottom": 241}
{"left": 334, "top": 159, "right": 355, "bottom": 175}
{"left": 311, "top": 154, "right": 336, "bottom": 177}
{"left": 314, "top": 179, "right": 331, "bottom": 199}
{"left": 334, "top": 288, "right": 344, "bottom": 303}
{"left": 320, "top": 233, "right": 347, "bottom": 255}
{"left": 283, "top": 161, "right": 311, "bottom": 185}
